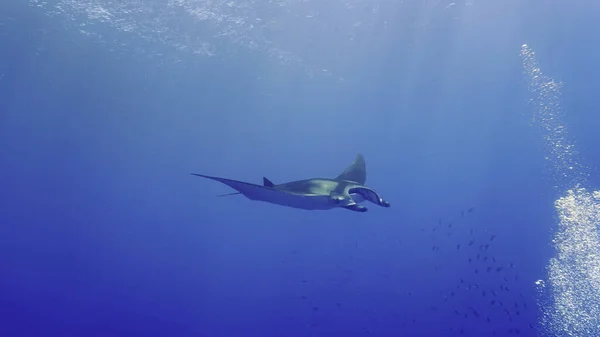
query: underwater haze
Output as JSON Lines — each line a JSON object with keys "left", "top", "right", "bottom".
{"left": 1, "top": 0, "right": 600, "bottom": 336}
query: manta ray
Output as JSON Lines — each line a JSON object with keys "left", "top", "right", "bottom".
{"left": 191, "top": 154, "right": 390, "bottom": 212}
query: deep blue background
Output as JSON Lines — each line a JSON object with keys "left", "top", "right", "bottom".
{"left": 1, "top": 1, "right": 599, "bottom": 336}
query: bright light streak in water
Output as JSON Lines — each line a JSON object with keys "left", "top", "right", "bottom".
{"left": 521, "top": 44, "right": 600, "bottom": 337}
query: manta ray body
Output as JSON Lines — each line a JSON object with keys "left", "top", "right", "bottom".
{"left": 191, "top": 154, "right": 390, "bottom": 212}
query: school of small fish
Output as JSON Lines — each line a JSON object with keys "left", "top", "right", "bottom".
{"left": 290, "top": 207, "right": 535, "bottom": 336}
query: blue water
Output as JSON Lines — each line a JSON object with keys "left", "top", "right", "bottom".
{"left": 2, "top": 1, "right": 600, "bottom": 336}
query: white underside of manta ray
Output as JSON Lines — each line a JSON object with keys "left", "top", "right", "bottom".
{"left": 191, "top": 154, "right": 391, "bottom": 212}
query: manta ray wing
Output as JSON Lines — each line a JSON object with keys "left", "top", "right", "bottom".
{"left": 334, "top": 154, "right": 366, "bottom": 185}
{"left": 191, "top": 173, "right": 279, "bottom": 201}
{"left": 191, "top": 173, "right": 335, "bottom": 210}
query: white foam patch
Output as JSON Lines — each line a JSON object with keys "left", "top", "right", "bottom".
{"left": 546, "top": 188, "right": 600, "bottom": 336}
{"left": 521, "top": 44, "right": 600, "bottom": 336}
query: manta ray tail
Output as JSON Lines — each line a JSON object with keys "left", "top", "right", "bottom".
{"left": 216, "top": 192, "right": 242, "bottom": 197}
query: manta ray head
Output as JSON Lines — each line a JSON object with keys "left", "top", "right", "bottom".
{"left": 348, "top": 186, "right": 391, "bottom": 208}
{"left": 328, "top": 185, "right": 390, "bottom": 213}
{"left": 329, "top": 192, "right": 352, "bottom": 205}
{"left": 327, "top": 192, "right": 363, "bottom": 211}
{"left": 327, "top": 191, "right": 366, "bottom": 213}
